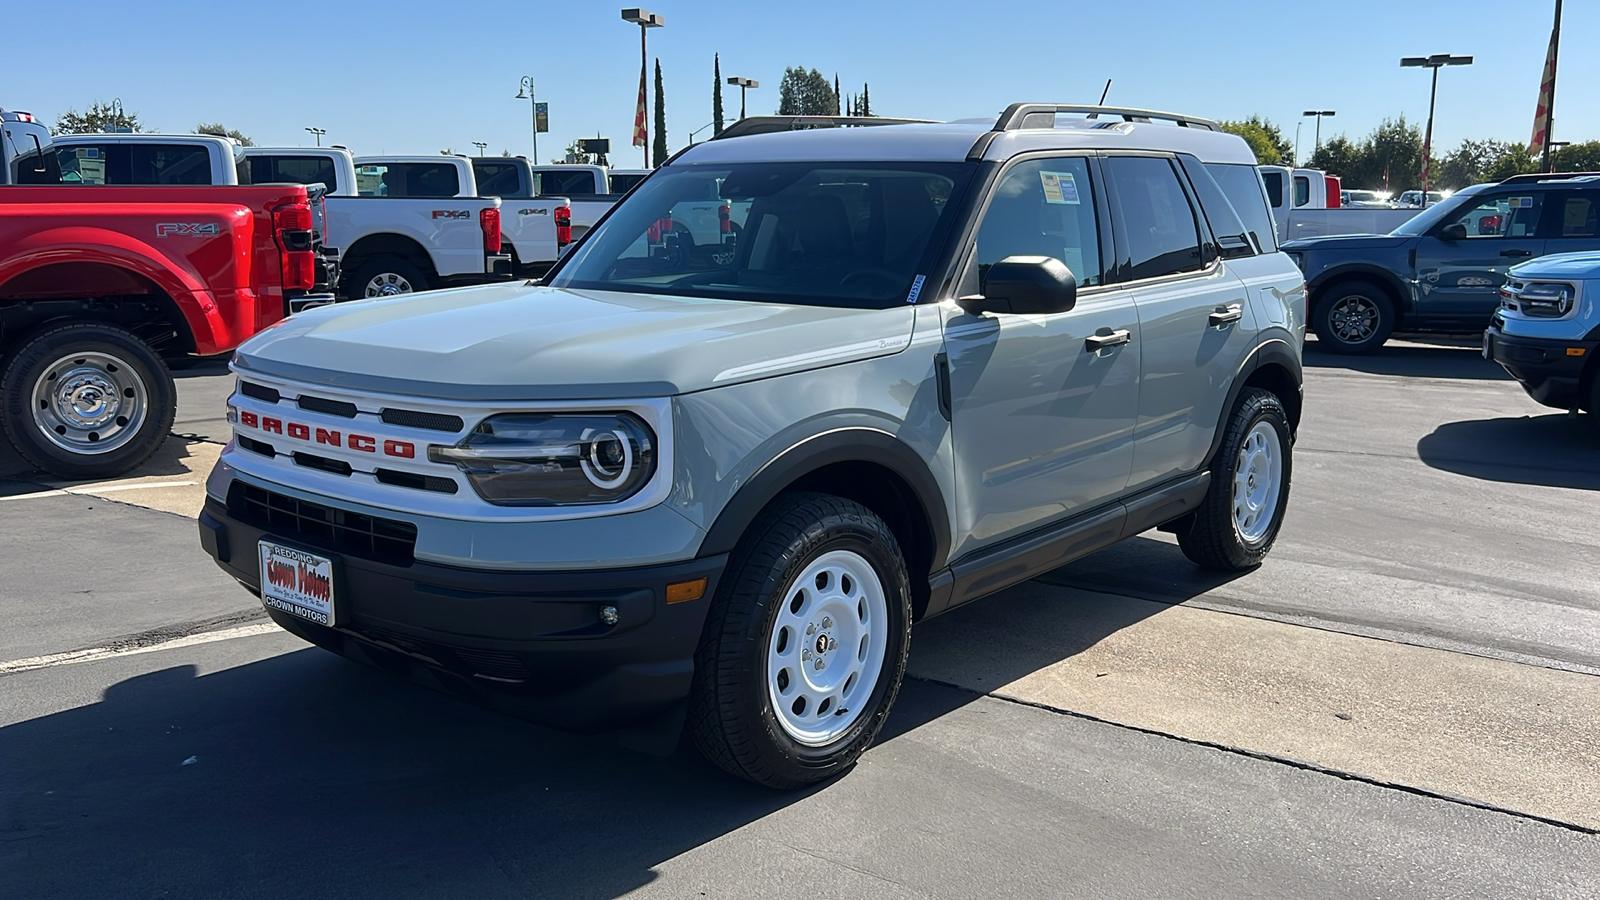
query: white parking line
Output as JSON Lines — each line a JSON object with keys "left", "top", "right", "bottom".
{"left": 0, "top": 623, "right": 280, "bottom": 676}
{"left": 1, "top": 480, "right": 198, "bottom": 502}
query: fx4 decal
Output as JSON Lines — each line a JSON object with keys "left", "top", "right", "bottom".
{"left": 431, "top": 210, "right": 471, "bottom": 220}
{"left": 156, "top": 223, "right": 220, "bottom": 238}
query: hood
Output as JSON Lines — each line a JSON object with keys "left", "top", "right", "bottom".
{"left": 1509, "top": 250, "right": 1600, "bottom": 280}
{"left": 1281, "top": 234, "right": 1413, "bottom": 251}
{"left": 234, "top": 282, "right": 916, "bottom": 401}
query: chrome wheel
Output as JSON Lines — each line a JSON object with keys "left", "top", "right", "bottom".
{"left": 364, "top": 272, "right": 414, "bottom": 297}
{"left": 766, "top": 549, "right": 889, "bottom": 746}
{"left": 30, "top": 351, "right": 149, "bottom": 455}
{"left": 1328, "top": 295, "right": 1379, "bottom": 343}
{"left": 1233, "top": 420, "right": 1283, "bottom": 543}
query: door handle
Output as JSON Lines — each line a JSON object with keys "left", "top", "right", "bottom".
{"left": 1500, "top": 249, "right": 1534, "bottom": 258}
{"left": 1209, "top": 303, "right": 1244, "bottom": 328}
{"left": 1085, "top": 329, "right": 1132, "bottom": 351}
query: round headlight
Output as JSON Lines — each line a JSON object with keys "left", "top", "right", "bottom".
{"left": 581, "top": 428, "right": 634, "bottom": 488}
{"left": 429, "top": 413, "right": 656, "bottom": 506}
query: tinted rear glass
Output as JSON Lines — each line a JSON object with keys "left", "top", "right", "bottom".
{"left": 473, "top": 161, "right": 524, "bottom": 197}
{"left": 537, "top": 169, "right": 600, "bottom": 195}
{"left": 1205, "top": 162, "right": 1278, "bottom": 253}
{"left": 608, "top": 173, "right": 647, "bottom": 194}
{"left": 356, "top": 162, "right": 460, "bottom": 198}
{"left": 249, "top": 155, "right": 339, "bottom": 192}
{"left": 1106, "top": 156, "right": 1204, "bottom": 280}
{"left": 1260, "top": 170, "right": 1284, "bottom": 208}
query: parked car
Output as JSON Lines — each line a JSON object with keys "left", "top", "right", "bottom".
{"left": 1, "top": 111, "right": 338, "bottom": 478}
{"left": 1397, "top": 190, "right": 1449, "bottom": 208}
{"left": 198, "top": 104, "right": 1305, "bottom": 788}
{"left": 1484, "top": 251, "right": 1600, "bottom": 420}
{"left": 526, "top": 164, "right": 645, "bottom": 240}
{"left": 463, "top": 156, "right": 574, "bottom": 275}
{"left": 1284, "top": 172, "right": 1600, "bottom": 353}
{"left": 1342, "top": 189, "right": 1395, "bottom": 209}
{"left": 1260, "top": 165, "right": 1419, "bottom": 241}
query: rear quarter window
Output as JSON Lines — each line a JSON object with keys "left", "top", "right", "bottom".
{"left": 537, "top": 169, "right": 601, "bottom": 195}
{"left": 250, "top": 155, "right": 340, "bottom": 192}
{"left": 1204, "top": 163, "right": 1278, "bottom": 253}
{"left": 357, "top": 162, "right": 460, "bottom": 198}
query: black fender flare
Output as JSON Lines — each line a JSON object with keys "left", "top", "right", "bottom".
{"left": 697, "top": 427, "right": 953, "bottom": 573}
{"left": 1201, "top": 339, "right": 1304, "bottom": 468}
{"left": 1307, "top": 264, "right": 1413, "bottom": 317}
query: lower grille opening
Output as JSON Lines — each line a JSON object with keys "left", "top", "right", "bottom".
{"left": 227, "top": 482, "right": 416, "bottom": 565}
{"left": 240, "top": 382, "right": 281, "bottom": 404}
{"left": 351, "top": 625, "right": 530, "bottom": 682}
{"left": 375, "top": 468, "right": 459, "bottom": 494}
{"left": 292, "top": 451, "right": 353, "bottom": 476}
{"left": 238, "top": 436, "right": 277, "bottom": 457}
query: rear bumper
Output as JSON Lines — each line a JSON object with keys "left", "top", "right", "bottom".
{"left": 198, "top": 497, "right": 724, "bottom": 731}
{"left": 488, "top": 253, "right": 512, "bottom": 277}
{"left": 1484, "top": 325, "right": 1596, "bottom": 409}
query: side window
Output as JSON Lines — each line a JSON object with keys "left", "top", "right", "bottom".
{"left": 1556, "top": 193, "right": 1599, "bottom": 238}
{"left": 1445, "top": 193, "right": 1543, "bottom": 239}
{"left": 252, "top": 156, "right": 339, "bottom": 192}
{"left": 129, "top": 144, "right": 213, "bottom": 185}
{"left": 56, "top": 144, "right": 110, "bottom": 184}
{"left": 473, "top": 162, "right": 523, "bottom": 197}
{"left": 608, "top": 173, "right": 647, "bottom": 194}
{"left": 357, "top": 163, "right": 461, "bottom": 198}
{"left": 1260, "top": 170, "right": 1284, "bottom": 208}
{"left": 538, "top": 169, "right": 600, "bottom": 195}
{"left": 972, "top": 157, "right": 1104, "bottom": 288}
{"left": 1205, "top": 162, "right": 1278, "bottom": 253}
{"left": 1179, "top": 156, "right": 1254, "bottom": 257}
{"left": 1105, "top": 156, "right": 1205, "bottom": 281}
{"left": 1292, "top": 175, "right": 1311, "bottom": 208}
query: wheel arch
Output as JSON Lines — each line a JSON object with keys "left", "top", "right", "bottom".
{"left": 0, "top": 260, "right": 200, "bottom": 357}
{"left": 340, "top": 233, "right": 438, "bottom": 278}
{"left": 1203, "top": 340, "right": 1303, "bottom": 469}
{"left": 1308, "top": 265, "right": 1410, "bottom": 318}
{"left": 698, "top": 428, "right": 952, "bottom": 621}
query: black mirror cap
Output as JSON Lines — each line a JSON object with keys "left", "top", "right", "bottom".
{"left": 961, "top": 255, "right": 1079, "bottom": 316}
{"left": 1440, "top": 222, "right": 1468, "bottom": 241}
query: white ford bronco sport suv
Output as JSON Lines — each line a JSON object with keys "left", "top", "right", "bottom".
{"left": 199, "top": 105, "right": 1307, "bottom": 788}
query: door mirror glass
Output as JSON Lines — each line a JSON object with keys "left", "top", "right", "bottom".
{"left": 1440, "top": 222, "right": 1468, "bottom": 241}
{"left": 961, "top": 255, "right": 1078, "bottom": 315}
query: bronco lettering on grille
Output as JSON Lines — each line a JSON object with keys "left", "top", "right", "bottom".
{"left": 237, "top": 410, "right": 414, "bottom": 459}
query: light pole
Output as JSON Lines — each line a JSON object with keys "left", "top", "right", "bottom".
{"left": 622, "top": 8, "right": 665, "bottom": 167}
{"left": 688, "top": 121, "right": 717, "bottom": 144}
{"left": 727, "top": 76, "right": 759, "bottom": 119}
{"left": 1302, "top": 110, "right": 1335, "bottom": 154}
{"left": 1401, "top": 54, "right": 1473, "bottom": 208}
{"left": 304, "top": 127, "right": 326, "bottom": 147}
{"left": 1294, "top": 120, "right": 1303, "bottom": 166}
{"left": 515, "top": 76, "right": 541, "bottom": 161}
{"left": 472, "top": 141, "right": 487, "bottom": 155}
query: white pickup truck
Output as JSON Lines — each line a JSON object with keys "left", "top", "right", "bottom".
{"left": 527, "top": 164, "right": 651, "bottom": 240}
{"left": 466, "top": 156, "right": 575, "bottom": 274}
{"left": 1259, "top": 165, "right": 1421, "bottom": 241}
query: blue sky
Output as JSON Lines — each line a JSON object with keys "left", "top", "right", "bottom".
{"left": 8, "top": 0, "right": 1589, "bottom": 164}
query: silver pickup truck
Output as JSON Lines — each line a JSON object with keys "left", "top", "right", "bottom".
{"left": 200, "top": 106, "right": 1306, "bottom": 789}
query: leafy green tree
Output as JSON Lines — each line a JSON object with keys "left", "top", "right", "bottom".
{"left": 1553, "top": 141, "right": 1600, "bottom": 173}
{"left": 1219, "top": 116, "right": 1292, "bottom": 165}
{"left": 777, "top": 67, "right": 835, "bottom": 115}
{"left": 195, "top": 123, "right": 253, "bottom": 146}
{"left": 1485, "top": 145, "right": 1538, "bottom": 182}
{"left": 713, "top": 54, "right": 725, "bottom": 136}
{"left": 55, "top": 101, "right": 142, "bottom": 134}
{"left": 653, "top": 58, "right": 667, "bottom": 167}
{"left": 1435, "top": 139, "right": 1522, "bottom": 190}
{"left": 1308, "top": 135, "right": 1362, "bottom": 182}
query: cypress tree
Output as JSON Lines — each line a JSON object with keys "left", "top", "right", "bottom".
{"left": 653, "top": 58, "right": 667, "bottom": 167}
{"left": 713, "top": 54, "right": 725, "bottom": 136}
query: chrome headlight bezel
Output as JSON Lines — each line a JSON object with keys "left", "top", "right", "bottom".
{"left": 430, "top": 411, "right": 659, "bottom": 507}
{"left": 1501, "top": 279, "right": 1579, "bottom": 320}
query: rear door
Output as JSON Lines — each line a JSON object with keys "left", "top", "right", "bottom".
{"left": 1104, "top": 154, "right": 1257, "bottom": 491}
{"left": 1413, "top": 189, "right": 1547, "bottom": 320}
{"left": 1540, "top": 189, "right": 1600, "bottom": 257}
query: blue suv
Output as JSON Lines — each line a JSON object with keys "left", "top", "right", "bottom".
{"left": 1284, "top": 172, "right": 1600, "bottom": 353}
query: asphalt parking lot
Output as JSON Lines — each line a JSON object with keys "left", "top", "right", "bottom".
{"left": 1, "top": 340, "right": 1597, "bottom": 898}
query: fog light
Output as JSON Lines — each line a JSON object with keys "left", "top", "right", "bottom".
{"left": 599, "top": 605, "right": 621, "bottom": 626}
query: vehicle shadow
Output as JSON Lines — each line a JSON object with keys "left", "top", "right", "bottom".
{"left": 1417, "top": 414, "right": 1600, "bottom": 490}
{"left": 1304, "top": 337, "right": 1510, "bottom": 381}
{"left": 0, "top": 544, "right": 1224, "bottom": 898}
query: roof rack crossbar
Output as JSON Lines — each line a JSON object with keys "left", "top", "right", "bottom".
{"left": 994, "top": 104, "right": 1219, "bottom": 132}
{"left": 1499, "top": 171, "right": 1600, "bottom": 184}
{"left": 711, "top": 115, "right": 937, "bottom": 141}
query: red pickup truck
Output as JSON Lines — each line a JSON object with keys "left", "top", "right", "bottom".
{"left": 1, "top": 109, "right": 338, "bottom": 479}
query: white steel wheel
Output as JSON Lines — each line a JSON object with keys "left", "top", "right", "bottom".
{"left": 30, "top": 350, "right": 149, "bottom": 455}
{"left": 765, "top": 549, "right": 889, "bottom": 746}
{"left": 1233, "top": 420, "right": 1284, "bottom": 543}
{"left": 364, "top": 271, "right": 414, "bottom": 297}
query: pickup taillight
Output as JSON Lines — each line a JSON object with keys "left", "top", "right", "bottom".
{"left": 555, "top": 205, "right": 573, "bottom": 247}
{"left": 1325, "top": 175, "right": 1342, "bottom": 208}
{"left": 480, "top": 207, "right": 502, "bottom": 253}
{"left": 718, "top": 203, "right": 731, "bottom": 234}
{"left": 272, "top": 202, "right": 316, "bottom": 291}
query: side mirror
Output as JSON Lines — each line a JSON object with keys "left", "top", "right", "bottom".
{"left": 959, "top": 255, "right": 1078, "bottom": 316}
{"left": 1440, "top": 223, "right": 1468, "bottom": 242}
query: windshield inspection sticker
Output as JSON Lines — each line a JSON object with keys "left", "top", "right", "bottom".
{"left": 1041, "top": 171, "right": 1081, "bottom": 205}
{"left": 905, "top": 274, "right": 927, "bottom": 304}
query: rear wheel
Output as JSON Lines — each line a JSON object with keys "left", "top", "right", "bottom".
{"left": 1, "top": 323, "right": 175, "bottom": 479}
{"left": 1176, "top": 388, "right": 1293, "bottom": 571}
{"left": 688, "top": 493, "right": 912, "bottom": 789}
{"left": 347, "top": 256, "right": 428, "bottom": 300}
{"left": 1314, "top": 280, "right": 1394, "bottom": 354}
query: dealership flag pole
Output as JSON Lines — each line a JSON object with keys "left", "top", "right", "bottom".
{"left": 1530, "top": 0, "right": 1563, "bottom": 172}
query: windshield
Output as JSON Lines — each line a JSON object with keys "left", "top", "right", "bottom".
{"left": 549, "top": 161, "right": 976, "bottom": 308}
{"left": 1390, "top": 185, "right": 1488, "bottom": 235}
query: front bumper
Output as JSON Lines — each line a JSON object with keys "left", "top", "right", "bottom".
{"left": 1484, "top": 324, "right": 1597, "bottom": 410}
{"left": 198, "top": 496, "right": 724, "bottom": 731}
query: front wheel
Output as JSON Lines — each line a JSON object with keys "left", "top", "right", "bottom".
{"left": 1176, "top": 388, "right": 1293, "bottom": 571}
{"left": 1313, "top": 281, "right": 1394, "bottom": 354}
{"left": 689, "top": 493, "right": 912, "bottom": 789}
{"left": 1, "top": 323, "right": 175, "bottom": 479}
{"left": 346, "top": 256, "right": 429, "bottom": 300}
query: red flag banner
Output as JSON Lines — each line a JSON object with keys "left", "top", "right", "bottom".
{"left": 632, "top": 62, "right": 648, "bottom": 148}
{"left": 1529, "top": 25, "right": 1557, "bottom": 155}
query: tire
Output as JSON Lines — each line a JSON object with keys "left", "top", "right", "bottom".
{"left": 346, "top": 256, "right": 428, "bottom": 300}
{"left": 688, "top": 492, "right": 913, "bottom": 789}
{"left": 1, "top": 323, "right": 175, "bottom": 480}
{"left": 1313, "top": 280, "right": 1395, "bottom": 354}
{"left": 1176, "top": 388, "right": 1293, "bottom": 571}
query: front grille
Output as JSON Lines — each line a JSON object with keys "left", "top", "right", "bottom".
{"left": 351, "top": 625, "right": 531, "bottom": 682}
{"left": 292, "top": 451, "right": 353, "bottom": 476}
{"left": 228, "top": 482, "right": 416, "bottom": 565}
{"left": 381, "top": 408, "right": 465, "bottom": 432}
{"left": 297, "top": 395, "right": 359, "bottom": 418}
{"left": 375, "top": 468, "right": 459, "bottom": 494}
{"left": 237, "top": 435, "right": 276, "bottom": 457}
{"left": 240, "top": 382, "right": 281, "bottom": 404}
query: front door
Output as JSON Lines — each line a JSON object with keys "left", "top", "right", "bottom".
{"left": 1414, "top": 190, "right": 1547, "bottom": 321}
{"left": 943, "top": 155, "right": 1139, "bottom": 558}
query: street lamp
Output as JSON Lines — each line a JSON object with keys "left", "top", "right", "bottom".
{"left": 515, "top": 76, "right": 542, "bottom": 161}
{"left": 688, "top": 121, "right": 718, "bottom": 144}
{"left": 304, "top": 127, "right": 326, "bottom": 147}
{"left": 622, "top": 8, "right": 665, "bottom": 167}
{"left": 472, "top": 141, "right": 487, "bottom": 155}
{"left": 727, "top": 76, "right": 759, "bottom": 120}
{"left": 1401, "top": 54, "right": 1473, "bottom": 208}
{"left": 1302, "top": 110, "right": 1335, "bottom": 154}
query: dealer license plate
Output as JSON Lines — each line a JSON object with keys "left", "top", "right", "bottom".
{"left": 258, "top": 541, "right": 335, "bottom": 626}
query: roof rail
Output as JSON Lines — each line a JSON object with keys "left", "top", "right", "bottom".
{"left": 712, "top": 115, "right": 937, "bottom": 141}
{"left": 1499, "top": 171, "right": 1600, "bottom": 185}
{"left": 993, "top": 104, "right": 1218, "bottom": 132}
